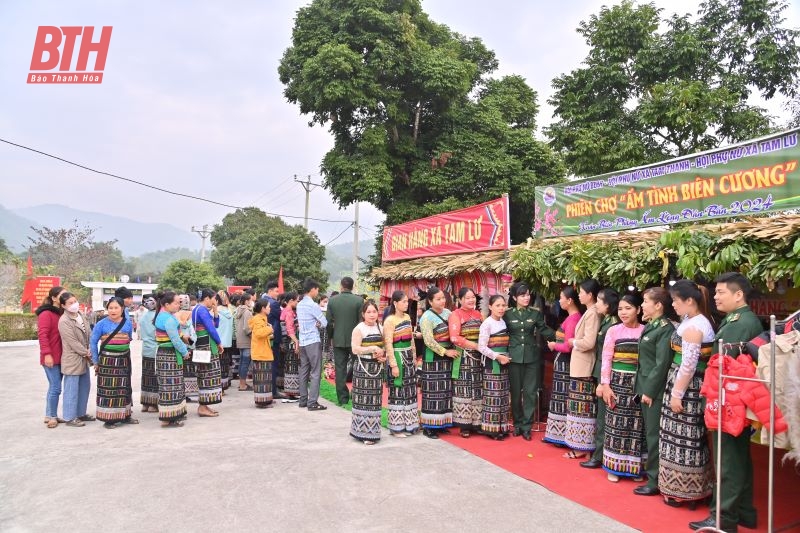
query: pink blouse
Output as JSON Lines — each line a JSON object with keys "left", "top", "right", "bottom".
{"left": 551, "top": 312, "right": 581, "bottom": 353}
{"left": 600, "top": 322, "right": 645, "bottom": 385}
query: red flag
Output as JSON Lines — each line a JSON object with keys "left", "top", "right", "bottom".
{"left": 26, "top": 255, "right": 33, "bottom": 277}
{"left": 278, "top": 266, "right": 284, "bottom": 293}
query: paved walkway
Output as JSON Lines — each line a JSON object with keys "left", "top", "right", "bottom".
{"left": 0, "top": 342, "right": 636, "bottom": 533}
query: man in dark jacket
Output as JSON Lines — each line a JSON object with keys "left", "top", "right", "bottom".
{"left": 690, "top": 272, "right": 764, "bottom": 533}
{"left": 325, "top": 277, "right": 364, "bottom": 405}
{"left": 263, "top": 281, "right": 285, "bottom": 398}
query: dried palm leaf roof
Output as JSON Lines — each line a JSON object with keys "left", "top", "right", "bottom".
{"left": 368, "top": 215, "right": 800, "bottom": 282}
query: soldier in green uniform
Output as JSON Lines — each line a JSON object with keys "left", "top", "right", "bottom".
{"left": 581, "top": 288, "right": 619, "bottom": 469}
{"left": 325, "top": 277, "right": 366, "bottom": 405}
{"left": 690, "top": 273, "right": 764, "bottom": 533}
{"left": 632, "top": 287, "right": 676, "bottom": 495}
{"left": 504, "top": 282, "right": 555, "bottom": 441}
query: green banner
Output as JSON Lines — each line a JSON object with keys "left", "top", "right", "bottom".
{"left": 533, "top": 129, "right": 800, "bottom": 238}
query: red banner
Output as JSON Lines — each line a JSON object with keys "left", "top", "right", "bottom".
{"left": 227, "top": 285, "right": 251, "bottom": 294}
{"left": 20, "top": 276, "right": 62, "bottom": 308}
{"left": 381, "top": 197, "right": 510, "bottom": 262}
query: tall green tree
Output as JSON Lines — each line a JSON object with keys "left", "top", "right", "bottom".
{"left": 209, "top": 208, "right": 327, "bottom": 292}
{"left": 279, "top": 0, "right": 564, "bottom": 244}
{"left": 159, "top": 259, "right": 225, "bottom": 296}
{"left": 547, "top": 0, "right": 800, "bottom": 177}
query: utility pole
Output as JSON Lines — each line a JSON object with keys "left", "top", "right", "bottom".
{"left": 294, "top": 174, "right": 323, "bottom": 229}
{"left": 191, "top": 224, "right": 212, "bottom": 263}
{"left": 352, "top": 202, "right": 359, "bottom": 291}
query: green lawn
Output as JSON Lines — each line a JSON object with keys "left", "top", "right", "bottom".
{"left": 319, "top": 379, "right": 388, "bottom": 428}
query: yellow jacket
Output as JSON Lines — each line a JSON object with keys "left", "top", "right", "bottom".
{"left": 248, "top": 314, "right": 274, "bottom": 361}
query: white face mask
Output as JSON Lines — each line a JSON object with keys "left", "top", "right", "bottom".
{"left": 67, "top": 302, "right": 80, "bottom": 313}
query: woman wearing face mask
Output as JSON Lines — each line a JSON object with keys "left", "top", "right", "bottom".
{"left": 192, "top": 288, "right": 225, "bottom": 417}
{"left": 418, "top": 286, "right": 458, "bottom": 439}
{"left": 504, "top": 282, "right": 556, "bottom": 441}
{"left": 177, "top": 294, "right": 199, "bottom": 402}
{"left": 544, "top": 287, "right": 583, "bottom": 446}
{"left": 138, "top": 294, "right": 159, "bottom": 413}
{"left": 37, "top": 286, "right": 67, "bottom": 428}
{"left": 478, "top": 295, "right": 512, "bottom": 440}
{"left": 564, "top": 279, "right": 602, "bottom": 459}
{"left": 350, "top": 300, "right": 386, "bottom": 445}
{"left": 154, "top": 291, "right": 190, "bottom": 427}
{"left": 249, "top": 298, "right": 275, "bottom": 408}
{"left": 215, "top": 291, "right": 234, "bottom": 392}
{"left": 90, "top": 297, "right": 136, "bottom": 429}
{"left": 383, "top": 290, "right": 418, "bottom": 437}
{"left": 598, "top": 293, "right": 646, "bottom": 482}
{"left": 448, "top": 287, "right": 484, "bottom": 438}
{"left": 58, "top": 292, "right": 94, "bottom": 427}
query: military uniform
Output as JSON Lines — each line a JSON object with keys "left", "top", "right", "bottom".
{"left": 634, "top": 316, "right": 676, "bottom": 489}
{"left": 504, "top": 307, "right": 555, "bottom": 433}
{"left": 325, "top": 290, "right": 365, "bottom": 405}
{"left": 590, "top": 315, "right": 618, "bottom": 462}
{"left": 709, "top": 305, "right": 764, "bottom": 528}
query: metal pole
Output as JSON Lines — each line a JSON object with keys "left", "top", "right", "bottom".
{"left": 191, "top": 224, "right": 211, "bottom": 263}
{"left": 353, "top": 202, "right": 359, "bottom": 289}
{"left": 304, "top": 176, "right": 310, "bottom": 230}
{"left": 716, "top": 337, "right": 724, "bottom": 531}
{"left": 768, "top": 315, "right": 776, "bottom": 533}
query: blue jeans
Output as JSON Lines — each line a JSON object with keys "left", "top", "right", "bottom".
{"left": 63, "top": 371, "right": 91, "bottom": 420}
{"left": 42, "top": 364, "right": 63, "bottom": 418}
{"left": 238, "top": 349, "right": 251, "bottom": 384}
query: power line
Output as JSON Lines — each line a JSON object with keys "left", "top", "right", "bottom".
{"left": 323, "top": 223, "right": 354, "bottom": 247}
{"left": 0, "top": 138, "right": 354, "bottom": 224}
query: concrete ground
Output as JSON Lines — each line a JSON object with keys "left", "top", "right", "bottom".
{"left": 0, "top": 342, "right": 636, "bottom": 533}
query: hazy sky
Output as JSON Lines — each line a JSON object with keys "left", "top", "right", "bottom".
{"left": 1, "top": 0, "right": 797, "bottom": 250}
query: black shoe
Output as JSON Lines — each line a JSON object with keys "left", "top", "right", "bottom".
{"left": 633, "top": 485, "right": 660, "bottom": 496}
{"left": 513, "top": 427, "right": 523, "bottom": 436}
{"left": 689, "top": 516, "right": 738, "bottom": 533}
{"left": 423, "top": 429, "right": 439, "bottom": 439}
{"left": 522, "top": 431, "right": 532, "bottom": 441}
{"left": 298, "top": 402, "right": 307, "bottom": 408}
{"left": 307, "top": 403, "right": 327, "bottom": 411}
{"left": 580, "top": 458, "right": 602, "bottom": 469}
{"left": 273, "top": 392, "right": 287, "bottom": 400}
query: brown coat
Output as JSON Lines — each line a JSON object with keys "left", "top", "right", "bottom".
{"left": 58, "top": 312, "right": 90, "bottom": 375}
{"left": 569, "top": 304, "right": 601, "bottom": 378}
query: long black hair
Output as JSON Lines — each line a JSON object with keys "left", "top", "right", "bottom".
{"left": 579, "top": 279, "right": 601, "bottom": 301}
{"left": 387, "top": 290, "right": 406, "bottom": 316}
{"left": 670, "top": 279, "right": 714, "bottom": 326}
{"left": 597, "top": 288, "right": 620, "bottom": 317}
{"left": 152, "top": 291, "right": 177, "bottom": 324}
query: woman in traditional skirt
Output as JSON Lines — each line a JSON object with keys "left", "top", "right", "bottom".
{"left": 192, "top": 288, "right": 224, "bottom": 417}
{"left": 234, "top": 293, "right": 253, "bottom": 390}
{"left": 350, "top": 300, "right": 386, "bottom": 445}
{"left": 418, "top": 286, "right": 458, "bottom": 439}
{"left": 383, "top": 290, "right": 418, "bottom": 437}
{"left": 564, "top": 280, "right": 602, "bottom": 459}
{"left": 280, "top": 292, "right": 301, "bottom": 399}
{"left": 658, "top": 281, "right": 715, "bottom": 505}
{"left": 448, "top": 288, "right": 483, "bottom": 438}
{"left": 153, "top": 291, "right": 189, "bottom": 427}
{"left": 582, "top": 289, "right": 620, "bottom": 468}
{"left": 138, "top": 294, "right": 159, "bottom": 412}
{"left": 544, "top": 287, "right": 582, "bottom": 446}
{"left": 177, "top": 295, "right": 199, "bottom": 402}
{"left": 215, "top": 291, "right": 234, "bottom": 392}
{"left": 599, "top": 293, "right": 646, "bottom": 482}
{"left": 90, "top": 297, "right": 137, "bottom": 429}
{"left": 478, "top": 295, "right": 512, "bottom": 440}
{"left": 249, "top": 298, "right": 275, "bottom": 408}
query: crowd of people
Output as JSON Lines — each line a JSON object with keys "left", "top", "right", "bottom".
{"left": 36, "top": 271, "right": 783, "bottom": 532}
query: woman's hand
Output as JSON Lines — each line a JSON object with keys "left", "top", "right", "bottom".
{"left": 390, "top": 366, "right": 399, "bottom": 378}
{"left": 218, "top": 346, "right": 224, "bottom": 354}
{"left": 43, "top": 354, "right": 54, "bottom": 368}
{"left": 641, "top": 394, "right": 653, "bottom": 407}
{"left": 670, "top": 396, "right": 683, "bottom": 414}
{"left": 602, "top": 387, "right": 617, "bottom": 408}
{"left": 497, "top": 355, "right": 511, "bottom": 365}
{"left": 445, "top": 349, "right": 458, "bottom": 359}
{"left": 547, "top": 341, "right": 556, "bottom": 351}
{"left": 595, "top": 384, "right": 605, "bottom": 398}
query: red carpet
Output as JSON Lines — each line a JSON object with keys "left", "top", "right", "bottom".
{"left": 439, "top": 429, "right": 800, "bottom": 532}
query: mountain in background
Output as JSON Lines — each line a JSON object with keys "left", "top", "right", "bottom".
{"left": 323, "top": 238, "right": 375, "bottom": 290}
{"left": 5, "top": 204, "right": 199, "bottom": 256}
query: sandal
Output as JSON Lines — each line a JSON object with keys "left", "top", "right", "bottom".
{"left": 162, "top": 420, "right": 184, "bottom": 428}
{"left": 198, "top": 410, "right": 219, "bottom": 417}
{"left": 363, "top": 440, "right": 376, "bottom": 446}
{"left": 46, "top": 418, "right": 58, "bottom": 429}
{"left": 563, "top": 450, "right": 587, "bottom": 459}
{"left": 238, "top": 385, "right": 253, "bottom": 391}
{"left": 104, "top": 422, "right": 120, "bottom": 429}
{"left": 607, "top": 473, "right": 619, "bottom": 483}
{"left": 390, "top": 431, "right": 408, "bottom": 438}
{"left": 65, "top": 419, "right": 85, "bottom": 427}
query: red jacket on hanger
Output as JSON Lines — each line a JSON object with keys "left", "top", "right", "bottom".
{"left": 701, "top": 353, "right": 788, "bottom": 437}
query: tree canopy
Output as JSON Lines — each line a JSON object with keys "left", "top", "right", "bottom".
{"left": 547, "top": 0, "right": 800, "bottom": 178}
{"left": 158, "top": 259, "right": 225, "bottom": 296}
{"left": 209, "top": 207, "right": 327, "bottom": 292}
{"left": 279, "top": 0, "right": 564, "bottom": 244}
